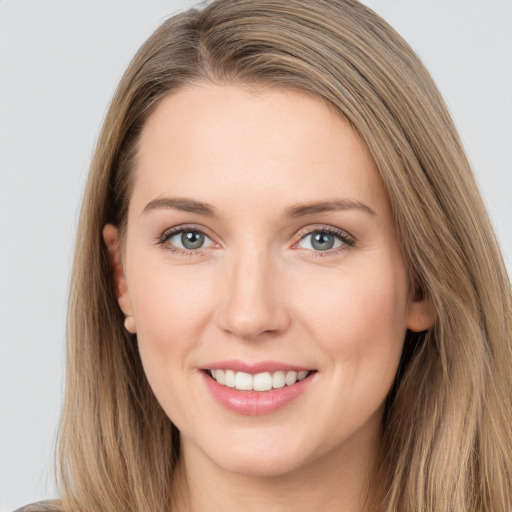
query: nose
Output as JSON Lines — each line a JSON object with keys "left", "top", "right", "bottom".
{"left": 216, "top": 248, "right": 290, "bottom": 340}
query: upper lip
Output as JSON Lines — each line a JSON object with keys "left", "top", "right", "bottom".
{"left": 201, "top": 360, "right": 314, "bottom": 374}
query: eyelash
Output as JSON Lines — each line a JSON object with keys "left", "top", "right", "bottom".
{"left": 293, "top": 225, "right": 356, "bottom": 257}
{"left": 156, "top": 224, "right": 216, "bottom": 256}
{"left": 156, "top": 224, "right": 356, "bottom": 257}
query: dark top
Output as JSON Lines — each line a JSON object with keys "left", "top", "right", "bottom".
{"left": 13, "top": 501, "right": 61, "bottom": 512}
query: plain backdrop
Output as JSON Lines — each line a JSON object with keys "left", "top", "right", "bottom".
{"left": 1, "top": 1, "right": 510, "bottom": 510}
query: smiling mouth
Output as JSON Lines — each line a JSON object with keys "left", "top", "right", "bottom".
{"left": 206, "top": 369, "right": 315, "bottom": 392}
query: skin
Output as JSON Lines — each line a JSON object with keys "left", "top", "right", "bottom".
{"left": 104, "top": 84, "right": 434, "bottom": 511}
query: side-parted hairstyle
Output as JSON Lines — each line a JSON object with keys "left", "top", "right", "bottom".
{"left": 40, "top": 1, "right": 512, "bottom": 511}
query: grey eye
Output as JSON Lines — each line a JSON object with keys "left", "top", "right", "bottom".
{"left": 168, "top": 230, "right": 212, "bottom": 250}
{"left": 181, "top": 231, "right": 204, "bottom": 249}
{"left": 298, "top": 231, "right": 343, "bottom": 251}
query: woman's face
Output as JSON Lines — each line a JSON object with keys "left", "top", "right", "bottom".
{"left": 107, "top": 84, "right": 432, "bottom": 477}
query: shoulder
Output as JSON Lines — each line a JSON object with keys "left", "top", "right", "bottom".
{"left": 13, "top": 500, "right": 62, "bottom": 512}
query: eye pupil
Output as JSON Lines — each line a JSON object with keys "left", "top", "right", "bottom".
{"left": 311, "top": 232, "right": 334, "bottom": 251}
{"left": 181, "top": 231, "right": 205, "bottom": 249}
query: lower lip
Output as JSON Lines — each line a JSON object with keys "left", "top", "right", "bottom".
{"left": 201, "top": 371, "right": 315, "bottom": 415}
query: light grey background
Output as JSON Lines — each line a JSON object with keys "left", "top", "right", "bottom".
{"left": 1, "top": 1, "right": 510, "bottom": 510}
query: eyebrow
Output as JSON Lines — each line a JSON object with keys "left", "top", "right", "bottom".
{"left": 143, "top": 197, "right": 218, "bottom": 216}
{"left": 283, "top": 199, "right": 376, "bottom": 218}
{"left": 142, "top": 196, "right": 376, "bottom": 219}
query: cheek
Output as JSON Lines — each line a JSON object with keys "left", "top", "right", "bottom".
{"left": 126, "top": 257, "right": 216, "bottom": 382}
{"left": 130, "top": 258, "right": 213, "bottom": 333}
{"left": 292, "top": 257, "right": 409, "bottom": 371}
{"left": 126, "top": 260, "right": 219, "bottom": 427}
{"left": 290, "top": 258, "right": 409, "bottom": 440}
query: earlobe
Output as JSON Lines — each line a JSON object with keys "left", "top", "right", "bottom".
{"left": 103, "top": 224, "right": 136, "bottom": 333}
{"left": 406, "top": 296, "right": 435, "bottom": 333}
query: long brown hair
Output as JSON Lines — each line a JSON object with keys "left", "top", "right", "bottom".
{"left": 45, "top": 1, "right": 512, "bottom": 510}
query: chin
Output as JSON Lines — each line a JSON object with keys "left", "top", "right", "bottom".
{"left": 196, "top": 433, "right": 315, "bottom": 478}
{"left": 218, "top": 452, "right": 308, "bottom": 478}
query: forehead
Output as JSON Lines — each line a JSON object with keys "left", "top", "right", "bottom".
{"left": 131, "top": 84, "right": 387, "bottom": 216}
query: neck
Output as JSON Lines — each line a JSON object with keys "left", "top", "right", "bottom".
{"left": 172, "top": 429, "right": 379, "bottom": 512}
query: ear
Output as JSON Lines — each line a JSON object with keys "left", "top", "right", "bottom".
{"left": 406, "top": 292, "right": 435, "bottom": 332}
{"left": 103, "top": 224, "right": 136, "bottom": 333}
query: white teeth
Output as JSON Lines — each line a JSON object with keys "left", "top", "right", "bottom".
{"left": 215, "top": 369, "right": 225, "bottom": 385}
{"left": 235, "top": 371, "right": 253, "bottom": 390}
{"left": 272, "top": 371, "right": 286, "bottom": 389}
{"left": 209, "top": 369, "right": 310, "bottom": 391}
{"left": 285, "top": 371, "right": 298, "bottom": 386}
{"left": 253, "top": 372, "right": 273, "bottom": 391}
{"left": 224, "top": 369, "right": 236, "bottom": 388}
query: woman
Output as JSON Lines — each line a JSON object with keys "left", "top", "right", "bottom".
{"left": 19, "top": 0, "right": 512, "bottom": 510}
